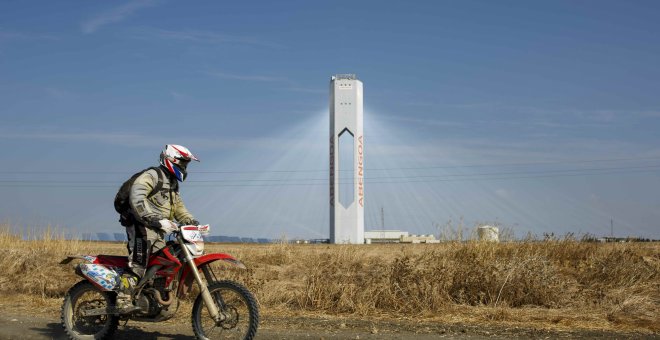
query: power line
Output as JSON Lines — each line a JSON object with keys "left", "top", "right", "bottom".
{"left": 1, "top": 164, "right": 659, "bottom": 183}
{"left": 0, "top": 166, "right": 656, "bottom": 188}
{"left": 3, "top": 156, "right": 660, "bottom": 175}
{"left": 361, "top": 156, "right": 660, "bottom": 172}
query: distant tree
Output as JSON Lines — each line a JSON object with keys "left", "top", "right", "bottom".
{"left": 96, "top": 233, "right": 111, "bottom": 241}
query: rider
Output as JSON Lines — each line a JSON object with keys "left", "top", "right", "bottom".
{"left": 124, "top": 144, "right": 200, "bottom": 286}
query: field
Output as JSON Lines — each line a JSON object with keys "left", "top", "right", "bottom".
{"left": 0, "top": 225, "right": 658, "bottom": 338}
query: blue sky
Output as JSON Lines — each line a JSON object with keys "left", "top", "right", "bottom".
{"left": 1, "top": 0, "right": 659, "bottom": 239}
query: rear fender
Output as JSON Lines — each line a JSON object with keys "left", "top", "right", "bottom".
{"left": 177, "top": 253, "right": 246, "bottom": 297}
{"left": 60, "top": 255, "right": 128, "bottom": 267}
{"left": 78, "top": 263, "right": 121, "bottom": 291}
{"left": 61, "top": 255, "right": 128, "bottom": 291}
{"left": 60, "top": 255, "right": 98, "bottom": 264}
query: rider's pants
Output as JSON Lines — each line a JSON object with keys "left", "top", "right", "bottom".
{"left": 126, "top": 224, "right": 166, "bottom": 278}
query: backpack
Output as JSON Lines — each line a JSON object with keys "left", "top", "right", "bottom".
{"left": 114, "top": 167, "right": 164, "bottom": 227}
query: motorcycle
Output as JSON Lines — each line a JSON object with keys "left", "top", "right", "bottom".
{"left": 59, "top": 224, "right": 259, "bottom": 340}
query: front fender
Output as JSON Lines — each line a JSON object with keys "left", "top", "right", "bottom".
{"left": 194, "top": 253, "right": 246, "bottom": 269}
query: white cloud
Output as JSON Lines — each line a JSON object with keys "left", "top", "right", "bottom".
{"left": 81, "top": 0, "right": 159, "bottom": 34}
{"left": 640, "top": 110, "right": 660, "bottom": 118}
{"left": 207, "top": 71, "right": 286, "bottom": 82}
{"left": 380, "top": 115, "right": 466, "bottom": 128}
{"left": 0, "top": 29, "right": 57, "bottom": 55}
{"left": 495, "top": 189, "right": 510, "bottom": 198}
{"left": 44, "top": 87, "right": 78, "bottom": 100}
{"left": 169, "top": 91, "right": 189, "bottom": 100}
{"left": 0, "top": 128, "right": 324, "bottom": 152}
{"left": 286, "top": 87, "right": 326, "bottom": 94}
{"left": 0, "top": 29, "right": 58, "bottom": 41}
{"left": 133, "top": 28, "right": 284, "bottom": 48}
{"left": 0, "top": 130, "right": 154, "bottom": 146}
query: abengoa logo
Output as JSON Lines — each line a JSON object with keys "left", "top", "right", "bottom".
{"left": 358, "top": 135, "right": 364, "bottom": 207}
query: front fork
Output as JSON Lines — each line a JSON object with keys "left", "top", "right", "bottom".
{"left": 178, "top": 234, "right": 222, "bottom": 323}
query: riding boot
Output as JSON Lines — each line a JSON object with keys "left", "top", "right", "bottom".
{"left": 116, "top": 272, "right": 140, "bottom": 312}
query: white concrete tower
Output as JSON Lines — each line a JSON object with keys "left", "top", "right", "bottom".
{"left": 329, "top": 74, "right": 364, "bottom": 244}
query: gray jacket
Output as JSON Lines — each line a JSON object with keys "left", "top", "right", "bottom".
{"left": 129, "top": 167, "right": 196, "bottom": 228}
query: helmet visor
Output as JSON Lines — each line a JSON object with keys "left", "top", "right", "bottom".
{"left": 177, "top": 159, "right": 190, "bottom": 171}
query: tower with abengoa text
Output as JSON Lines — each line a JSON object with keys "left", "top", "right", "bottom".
{"left": 329, "top": 74, "right": 364, "bottom": 244}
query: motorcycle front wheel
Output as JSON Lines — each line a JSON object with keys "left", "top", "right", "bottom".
{"left": 191, "top": 280, "right": 259, "bottom": 340}
{"left": 61, "top": 280, "right": 119, "bottom": 340}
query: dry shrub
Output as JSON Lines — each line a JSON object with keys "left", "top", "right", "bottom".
{"left": 447, "top": 243, "right": 565, "bottom": 308}
{"left": 286, "top": 242, "right": 568, "bottom": 315}
{"left": 386, "top": 252, "right": 453, "bottom": 312}
{"left": 580, "top": 246, "right": 658, "bottom": 287}
{"left": 1, "top": 225, "right": 658, "bottom": 332}
{"left": 252, "top": 239, "right": 297, "bottom": 266}
{"left": 0, "top": 226, "right": 93, "bottom": 298}
{"left": 295, "top": 246, "right": 382, "bottom": 314}
{"left": 606, "top": 288, "right": 659, "bottom": 331}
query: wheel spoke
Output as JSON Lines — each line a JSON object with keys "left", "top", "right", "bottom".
{"left": 61, "top": 281, "right": 119, "bottom": 339}
{"left": 192, "top": 281, "right": 259, "bottom": 340}
{"left": 74, "top": 294, "right": 108, "bottom": 333}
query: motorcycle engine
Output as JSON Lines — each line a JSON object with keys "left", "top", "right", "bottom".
{"left": 153, "top": 276, "right": 167, "bottom": 294}
{"left": 135, "top": 277, "right": 166, "bottom": 316}
{"left": 135, "top": 293, "right": 160, "bottom": 316}
{"left": 135, "top": 276, "right": 177, "bottom": 319}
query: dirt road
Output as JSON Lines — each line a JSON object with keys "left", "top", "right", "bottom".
{"left": 1, "top": 312, "right": 657, "bottom": 340}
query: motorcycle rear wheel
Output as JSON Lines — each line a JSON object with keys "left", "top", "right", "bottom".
{"left": 191, "top": 280, "right": 259, "bottom": 340}
{"left": 61, "top": 280, "right": 119, "bottom": 340}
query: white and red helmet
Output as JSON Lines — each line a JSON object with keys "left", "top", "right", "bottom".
{"left": 159, "top": 144, "right": 199, "bottom": 182}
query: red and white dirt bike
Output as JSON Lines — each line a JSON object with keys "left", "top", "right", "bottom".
{"left": 59, "top": 224, "right": 259, "bottom": 340}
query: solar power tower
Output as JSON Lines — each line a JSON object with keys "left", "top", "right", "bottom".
{"left": 329, "top": 74, "right": 364, "bottom": 244}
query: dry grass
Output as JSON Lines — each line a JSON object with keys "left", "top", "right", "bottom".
{"left": 0, "top": 224, "right": 657, "bottom": 333}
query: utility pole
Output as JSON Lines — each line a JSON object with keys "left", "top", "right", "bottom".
{"left": 611, "top": 218, "right": 614, "bottom": 238}
{"left": 381, "top": 206, "right": 385, "bottom": 229}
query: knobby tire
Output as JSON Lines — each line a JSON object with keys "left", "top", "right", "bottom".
{"left": 61, "top": 280, "right": 119, "bottom": 340}
{"left": 191, "top": 280, "right": 259, "bottom": 340}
